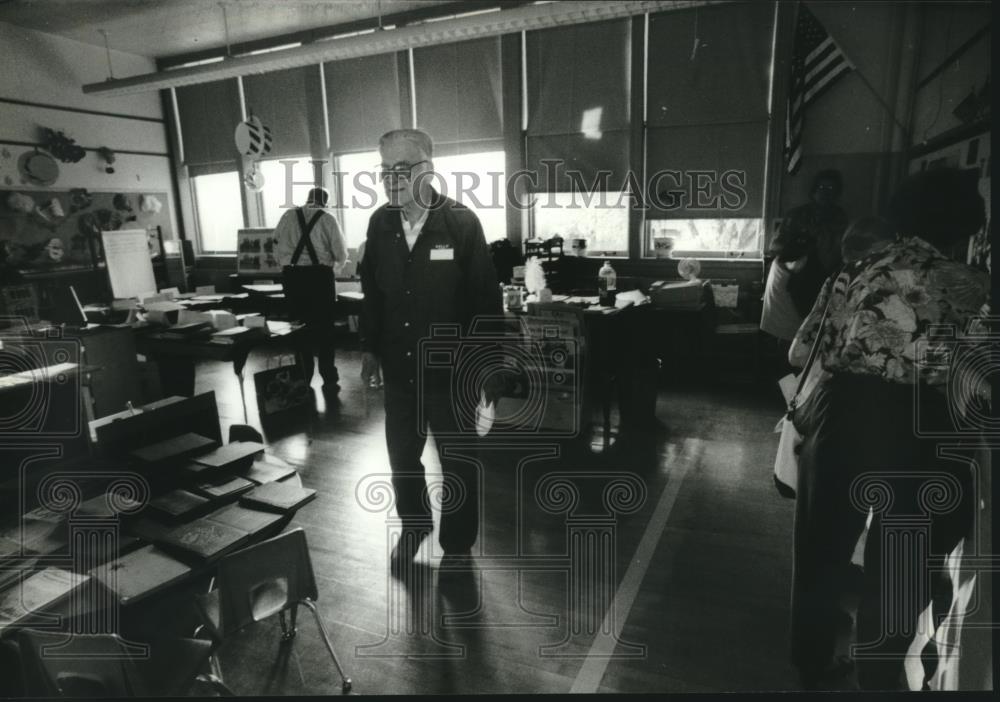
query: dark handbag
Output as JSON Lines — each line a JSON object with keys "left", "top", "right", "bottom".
{"left": 254, "top": 354, "right": 311, "bottom": 419}
{"left": 281, "top": 209, "right": 336, "bottom": 324}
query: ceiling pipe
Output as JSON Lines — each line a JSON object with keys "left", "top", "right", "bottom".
{"left": 83, "top": 0, "right": 715, "bottom": 96}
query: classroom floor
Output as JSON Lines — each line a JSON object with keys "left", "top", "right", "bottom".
{"left": 193, "top": 343, "right": 799, "bottom": 695}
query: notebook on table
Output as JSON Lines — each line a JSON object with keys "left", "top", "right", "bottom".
{"left": 240, "top": 482, "right": 316, "bottom": 514}
{"left": 156, "top": 518, "right": 251, "bottom": 562}
{"left": 0, "top": 568, "right": 89, "bottom": 630}
{"left": 148, "top": 489, "right": 211, "bottom": 521}
{"left": 189, "top": 441, "right": 264, "bottom": 471}
{"left": 240, "top": 461, "right": 296, "bottom": 485}
{"left": 130, "top": 432, "right": 217, "bottom": 465}
{"left": 88, "top": 544, "right": 192, "bottom": 606}
{"left": 192, "top": 476, "right": 256, "bottom": 502}
{"left": 206, "top": 503, "right": 284, "bottom": 536}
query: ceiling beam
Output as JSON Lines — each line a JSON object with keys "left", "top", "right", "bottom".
{"left": 86, "top": 0, "right": 714, "bottom": 97}
{"left": 155, "top": 1, "right": 532, "bottom": 70}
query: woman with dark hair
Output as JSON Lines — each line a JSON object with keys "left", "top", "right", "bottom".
{"left": 762, "top": 171, "right": 849, "bottom": 364}
{"left": 786, "top": 167, "right": 989, "bottom": 690}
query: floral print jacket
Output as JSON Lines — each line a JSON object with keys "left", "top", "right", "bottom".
{"left": 789, "top": 236, "right": 990, "bottom": 388}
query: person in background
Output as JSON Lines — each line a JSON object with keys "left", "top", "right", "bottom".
{"left": 274, "top": 186, "right": 348, "bottom": 395}
{"left": 359, "top": 129, "right": 503, "bottom": 579}
{"left": 762, "top": 171, "right": 849, "bottom": 374}
{"left": 840, "top": 215, "right": 895, "bottom": 264}
{"left": 771, "top": 169, "right": 849, "bottom": 318}
{"left": 786, "top": 167, "right": 989, "bottom": 690}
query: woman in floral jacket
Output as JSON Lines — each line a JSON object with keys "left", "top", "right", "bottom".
{"left": 786, "top": 167, "right": 989, "bottom": 690}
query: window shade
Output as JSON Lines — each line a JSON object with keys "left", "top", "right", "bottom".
{"left": 175, "top": 79, "right": 242, "bottom": 169}
{"left": 647, "top": 3, "right": 774, "bottom": 127}
{"left": 525, "top": 18, "right": 631, "bottom": 192}
{"left": 413, "top": 37, "right": 503, "bottom": 157}
{"left": 645, "top": 3, "right": 774, "bottom": 219}
{"left": 242, "top": 66, "right": 326, "bottom": 159}
{"left": 325, "top": 53, "right": 404, "bottom": 154}
{"left": 646, "top": 123, "right": 768, "bottom": 218}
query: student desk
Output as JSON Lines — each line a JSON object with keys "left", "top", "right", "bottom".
{"left": 133, "top": 322, "right": 305, "bottom": 421}
{"left": 0, "top": 449, "right": 306, "bottom": 646}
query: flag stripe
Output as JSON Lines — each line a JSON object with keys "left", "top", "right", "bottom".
{"left": 784, "top": 6, "right": 853, "bottom": 174}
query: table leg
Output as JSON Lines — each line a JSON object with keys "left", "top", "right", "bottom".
{"left": 236, "top": 370, "right": 248, "bottom": 424}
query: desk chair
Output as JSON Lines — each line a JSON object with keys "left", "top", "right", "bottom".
{"left": 16, "top": 629, "right": 228, "bottom": 697}
{"left": 194, "top": 527, "right": 352, "bottom": 694}
{"left": 228, "top": 423, "right": 264, "bottom": 444}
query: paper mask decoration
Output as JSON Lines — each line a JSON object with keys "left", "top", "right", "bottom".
{"left": 139, "top": 194, "right": 163, "bottom": 214}
{"left": 234, "top": 115, "right": 273, "bottom": 157}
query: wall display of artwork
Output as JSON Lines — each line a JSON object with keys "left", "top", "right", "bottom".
{"left": 0, "top": 189, "right": 173, "bottom": 275}
{"left": 236, "top": 228, "right": 280, "bottom": 274}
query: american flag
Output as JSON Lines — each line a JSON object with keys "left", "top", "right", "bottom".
{"left": 784, "top": 5, "right": 854, "bottom": 174}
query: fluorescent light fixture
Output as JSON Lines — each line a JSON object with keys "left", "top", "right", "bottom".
{"left": 84, "top": 0, "right": 715, "bottom": 96}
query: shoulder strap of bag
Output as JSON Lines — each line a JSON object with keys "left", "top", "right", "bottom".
{"left": 789, "top": 296, "right": 833, "bottom": 413}
{"left": 289, "top": 208, "right": 325, "bottom": 265}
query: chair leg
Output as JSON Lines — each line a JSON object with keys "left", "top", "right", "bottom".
{"left": 302, "top": 599, "right": 352, "bottom": 694}
{"left": 211, "top": 652, "right": 225, "bottom": 682}
{"left": 279, "top": 606, "right": 298, "bottom": 641}
{"left": 196, "top": 672, "right": 235, "bottom": 697}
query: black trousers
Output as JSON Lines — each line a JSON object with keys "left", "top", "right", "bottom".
{"left": 383, "top": 382, "right": 479, "bottom": 553}
{"left": 791, "top": 374, "right": 974, "bottom": 689}
{"left": 293, "top": 321, "right": 339, "bottom": 388}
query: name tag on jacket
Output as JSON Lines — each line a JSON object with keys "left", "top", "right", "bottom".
{"left": 430, "top": 246, "right": 454, "bottom": 261}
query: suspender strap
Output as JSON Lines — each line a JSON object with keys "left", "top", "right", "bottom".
{"left": 290, "top": 208, "right": 325, "bottom": 265}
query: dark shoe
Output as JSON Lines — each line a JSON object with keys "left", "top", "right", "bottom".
{"left": 390, "top": 529, "right": 429, "bottom": 576}
{"left": 438, "top": 550, "right": 474, "bottom": 582}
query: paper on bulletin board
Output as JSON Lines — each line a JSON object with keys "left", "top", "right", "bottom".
{"left": 712, "top": 284, "right": 739, "bottom": 309}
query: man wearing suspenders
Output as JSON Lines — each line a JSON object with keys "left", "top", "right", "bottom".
{"left": 275, "top": 187, "right": 348, "bottom": 395}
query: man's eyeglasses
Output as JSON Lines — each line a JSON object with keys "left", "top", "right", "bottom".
{"left": 377, "top": 160, "right": 429, "bottom": 181}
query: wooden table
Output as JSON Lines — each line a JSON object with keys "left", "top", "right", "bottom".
{"left": 134, "top": 322, "right": 305, "bottom": 421}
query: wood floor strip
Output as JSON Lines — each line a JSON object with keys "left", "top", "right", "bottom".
{"left": 570, "top": 437, "right": 703, "bottom": 693}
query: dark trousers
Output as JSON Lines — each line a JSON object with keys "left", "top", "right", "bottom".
{"left": 294, "top": 321, "right": 339, "bottom": 388}
{"left": 383, "top": 382, "right": 479, "bottom": 553}
{"left": 791, "top": 374, "right": 973, "bottom": 689}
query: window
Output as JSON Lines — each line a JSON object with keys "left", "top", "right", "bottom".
{"left": 191, "top": 171, "right": 243, "bottom": 253}
{"left": 333, "top": 151, "right": 385, "bottom": 249}
{"left": 258, "top": 157, "right": 320, "bottom": 228}
{"left": 646, "top": 218, "right": 763, "bottom": 258}
{"left": 532, "top": 191, "right": 629, "bottom": 257}
{"left": 433, "top": 151, "right": 507, "bottom": 242}
{"left": 333, "top": 150, "right": 507, "bottom": 248}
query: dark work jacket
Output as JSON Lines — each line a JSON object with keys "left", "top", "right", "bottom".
{"left": 359, "top": 190, "right": 502, "bottom": 388}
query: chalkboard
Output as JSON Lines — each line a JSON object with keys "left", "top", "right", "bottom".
{"left": 0, "top": 189, "right": 173, "bottom": 274}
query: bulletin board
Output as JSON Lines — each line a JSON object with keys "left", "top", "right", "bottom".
{"left": 0, "top": 189, "right": 173, "bottom": 274}
{"left": 237, "top": 228, "right": 281, "bottom": 274}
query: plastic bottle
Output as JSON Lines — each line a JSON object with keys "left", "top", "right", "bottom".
{"left": 597, "top": 260, "right": 617, "bottom": 306}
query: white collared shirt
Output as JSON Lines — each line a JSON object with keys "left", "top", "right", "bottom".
{"left": 401, "top": 209, "right": 428, "bottom": 251}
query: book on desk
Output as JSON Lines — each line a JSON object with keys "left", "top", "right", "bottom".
{"left": 240, "top": 481, "right": 316, "bottom": 514}
{"left": 88, "top": 544, "right": 191, "bottom": 606}
{"left": 155, "top": 505, "right": 283, "bottom": 562}
{"left": 0, "top": 568, "right": 89, "bottom": 630}
{"left": 129, "top": 432, "right": 219, "bottom": 465}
